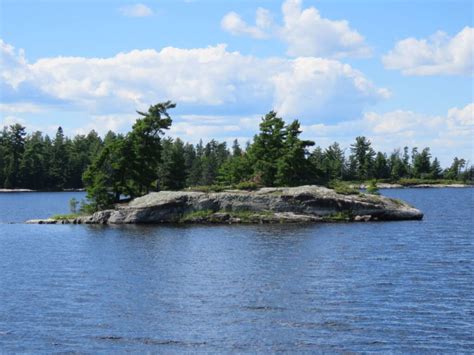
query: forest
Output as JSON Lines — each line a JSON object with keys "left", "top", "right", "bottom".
{"left": 1, "top": 101, "right": 472, "bottom": 210}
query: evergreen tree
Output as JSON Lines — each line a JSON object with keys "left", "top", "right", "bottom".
{"left": 83, "top": 102, "right": 175, "bottom": 210}
{"left": 389, "top": 150, "right": 405, "bottom": 181}
{"left": 158, "top": 138, "right": 187, "bottom": 190}
{"left": 19, "top": 131, "right": 47, "bottom": 189}
{"left": 402, "top": 146, "right": 411, "bottom": 177}
{"left": 246, "top": 111, "right": 286, "bottom": 186}
{"left": 0, "top": 127, "right": 9, "bottom": 187}
{"left": 444, "top": 157, "right": 466, "bottom": 180}
{"left": 430, "top": 157, "right": 443, "bottom": 179}
{"left": 413, "top": 147, "right": 431, "bottom": 178}
{"left": 231, "top": 139, "right": 242, "bottom": 157}
{"left": 200, "top": 140, "right": 228, "bottom": 185}
{"left": 373, "top": 152, "right": 390, "bottom": 179}
{"left": 49, "top": 127, "right": 70, "bottom": 188}
{"left": 129, "top": 101, "right": 175, "bottom": 194}
{"left": 187, "top": 140, "right": 204, "bottom": 186}
{"left": 83, "top": 134, "right": 136, "bottom": 207}
{"left": 3, "top": 124, "right": 26, "bottom": 188}
{"left": 349, "top": 136, "right": 375, "bottom": 180}
{"left": 308, "top": 147, "right": 326, "bottom": 183}
{"left": 275, "top": 120, "right": 314, "bottom": 186}
{"left": 323, "top": 142, "right": 345, "bottom": 181}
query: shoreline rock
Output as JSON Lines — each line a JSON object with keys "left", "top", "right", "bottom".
{"left": 26, "top": 185, "right": 423, "bottom": 225}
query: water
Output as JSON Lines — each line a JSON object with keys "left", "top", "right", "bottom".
{"left": 0, "top": 189, "right": 473, "bottom": 352}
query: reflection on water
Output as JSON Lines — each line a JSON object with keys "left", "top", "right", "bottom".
{"left": 0, "top": 189, "right": 473, "bottom": 352}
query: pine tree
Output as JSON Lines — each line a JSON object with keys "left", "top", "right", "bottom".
{"left": 158, "top": 138, "right": 187, "bottom": 190}
{"left": 324, "top": 142, "right": 345, "bottom": 181}
{"left": 373, "top": 152, "right": 390, "bottom": 179}
{"left": 129, "top": 101, "right": 175, "bottom": 194}
{"left": 246, "top": 111, "right": 286, "bottom": 186}
{"left": 49, "top": 127, "right": 70, "bottom": 188}
{"left": 187, "top": 140, "right": 203, "bottom": 186}
{"left": 3, "top": 124, "right": 26, "bottom": 188}
{"left": 413, "top": 147, "right": 431, "bottom": 178}
{"left": 231, "top": 139, "right": 242, "bottom": 157}
{"left": 275, "top": 120, "right": 314, "bottom": 186}
{"left": 430, "top": 157, "right": 443, "bottom": 179}
{"left": 308, "top": 146, "right": 326, "bottom": 183}
{"left": 19, "top": 131, "right": 47, "bottom": 189}
{"left": 349, "top": 136, "right": 375, "bottom": 180}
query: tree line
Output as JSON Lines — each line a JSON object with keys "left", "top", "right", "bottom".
{"left": 1, "top": 102, "right": 472, "bottom": 210}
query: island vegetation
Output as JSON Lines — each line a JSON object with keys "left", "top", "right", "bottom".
{"left": 1, "top": 101, "right": 472, "bottom": 212}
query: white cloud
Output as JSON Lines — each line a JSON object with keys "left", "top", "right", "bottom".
{"left": 1, "top": 39, "right": 28, "bottom": 89}
{"left": 272, "top": 57, "right": 389, "bottom": 120}
{"left": 1, "top": 40, "right": 387, "bottom": 123}
{"left": 119, "top": 3, "right": 153, "bottom": 17}
{"left": 382, "top": 27, "right": 474, "bottom": 76}
{"left": 364, "top": 110, "right": 444, "bottom": 135}
{"left": 221, "top": 9, "right": 270, "bottom": 39}
{"left": 0, "top": 102, "right": 44, "bottom": 114}
{"left": 168, "top": 115, "right": 261, "bottom": 145}
{"left": 1, "top": 115, "right": 27, "bottom": 127}
{"left": 447, "top": 103, "right": 473, "bottom": 127}
{"left": 363, "top": 105, "right": 473, "bottom": 163}
{"left": 301, "top": 103, "right": 474, "bottom": 165}
{"left": 280, "top": 0, "right": 371, "bottom": 58}
{"left": 74, "top": 114, "right": 137, "bottom": 136}
{"left": 221, "top": 0, "right": 371, "bottom": 58}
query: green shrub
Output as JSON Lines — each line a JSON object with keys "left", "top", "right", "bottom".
{"left": 366, "top": 180, "right": 380, "bottom": 195}
{"left": 328, "top": 180, "right": 360, "bottom": 195}
{"left": 323, "top": 211, "right": 352, "bottom": 222}
{"left": 51, "top": 213, "right": 83, "bottom": 221}
{"left": 185, "top": 185, "right": 227, "bottom": 193}
{"left": 69, "top": 198, "right": 79, "bottom": 213}
{"left": 234, "top": 181, "right": 260, "bottom": 190}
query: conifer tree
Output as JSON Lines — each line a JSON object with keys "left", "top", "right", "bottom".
{"left": 247, "top": 111, "right": 286, "bottom": 186}
{"left": 349, "top": 136, "right": 375, "bottom": 180}
{"left": 275, "top": 120, "right": 314, "bottom": 186}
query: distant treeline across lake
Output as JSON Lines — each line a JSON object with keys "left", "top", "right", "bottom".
{"left": 1, "top": 102, "right": 472, "bottom": 210}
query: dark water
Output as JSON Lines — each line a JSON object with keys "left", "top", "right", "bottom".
{"left": 0, "top": 189, "right": 473, "bottom": 352}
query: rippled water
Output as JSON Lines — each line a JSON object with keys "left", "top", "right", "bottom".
{"left": 0, "top": 189, "right": 473, "bottom": 352}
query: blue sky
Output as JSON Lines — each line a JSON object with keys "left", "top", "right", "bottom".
{"left": 1, "top": 0, "right": 472, "bottom": 165}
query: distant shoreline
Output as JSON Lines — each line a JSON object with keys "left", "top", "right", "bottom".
{"left": 1, "top": 184, "right": 472, "bottom": 194}
{"left": 354, "top": 183, "right": 472, "bottom": 189}
{"left": 0, "top": 188, "right": 86, "bottom": 193}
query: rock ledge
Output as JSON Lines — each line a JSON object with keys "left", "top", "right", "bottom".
{"left": 26, "top": 185, "right": 423, "bottom": 225}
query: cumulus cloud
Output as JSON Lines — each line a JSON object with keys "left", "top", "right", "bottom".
{"left": 273, "top": 57, "right": 389, "bottom": 120}
{"left": 119, "top": 3, "right": 153, "bottom": 17}
{"left": 382, "top": 27, "right": 474, "bottom": 76}
{"left": 0, "top": 102, "right": 44, "bottom": 114}
{"left": 1, "top": 115, "right": 27, "bottom": 127}
{"left": 221, "top": 9, "right": 271, "bottom": 39}
{"left": 1, "top": 39, "right": 387, "bottom": 123}
{"left": 74, "top": 114, "right": 137, "bottom": 136}
{"left": 301, "top": 103, "right": 474, "bottom": 165}
{"left": 221, "top": 0, "right": 371, "bottom": 58}
{"left": 279, "top": 0, "right": 371, "bottom": 58}
{"left": 1, "top": 39, "right": 28, "bottom": 89}
{"left": 363, "top": 110, "right": 444, "bottom": 135}
{"left": 447, "top": 103, "right": 473, "bottom": 127}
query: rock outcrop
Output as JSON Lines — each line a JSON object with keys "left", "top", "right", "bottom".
{"left": 27, "top": 185, "right": 423, "bottom": 225}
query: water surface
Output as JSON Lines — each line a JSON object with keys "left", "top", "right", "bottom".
{"left": 0, "top": 189, "right": 473, "bottom": 352}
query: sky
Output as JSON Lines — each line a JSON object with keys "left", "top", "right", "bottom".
{"left": 1, "top": 0, "right": 473, "bottom": 166}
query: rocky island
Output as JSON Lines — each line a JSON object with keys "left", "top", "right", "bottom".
{"left": 27, "top": 185, "right": 423, "bottom": 225}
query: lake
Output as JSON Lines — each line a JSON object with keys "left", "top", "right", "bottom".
{"left": 0, "top": 189, "right": 473, "bottom": 352}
